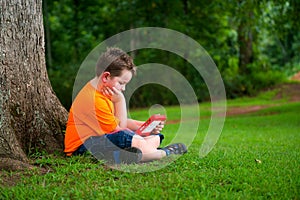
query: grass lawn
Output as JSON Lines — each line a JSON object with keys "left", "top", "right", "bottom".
{"left": 0, "top": 94, "right": 299, "bottom": 199}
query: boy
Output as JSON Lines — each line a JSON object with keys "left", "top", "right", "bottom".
{"left": 64, "top": 47, "right": 187, "bottom": 164}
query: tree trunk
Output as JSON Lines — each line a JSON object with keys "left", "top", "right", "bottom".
{"left": 0, "top": 0, "right": 68, "bottom": 167}
{"left": 237, "top": 11, "right": 254, "bottom": 74}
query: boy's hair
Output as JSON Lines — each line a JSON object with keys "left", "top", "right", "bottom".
{"left": 96, "top": 47, "right": 136, "bottom": 77}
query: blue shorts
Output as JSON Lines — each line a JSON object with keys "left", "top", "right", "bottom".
{"left": 73, "top": 130, "right": 164, "bottom": 156}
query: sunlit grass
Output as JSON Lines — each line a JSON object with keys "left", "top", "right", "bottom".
{"left": 0, "top": 100, "right": 299, "bottom": 199}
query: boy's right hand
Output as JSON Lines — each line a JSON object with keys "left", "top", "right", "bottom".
{"left": 102, "top": 86, "right": 125, "bottom": 103}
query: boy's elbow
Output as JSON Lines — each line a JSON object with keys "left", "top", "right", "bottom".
{"left": 119, "top": 122, "right": 127, "bottom": 129}
{"left": 116, "top": 122, "right": 127, "bottom": 130}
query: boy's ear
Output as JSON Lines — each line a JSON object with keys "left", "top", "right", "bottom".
{"left": 101, "top": 72, "right": 110, "bottom": 83}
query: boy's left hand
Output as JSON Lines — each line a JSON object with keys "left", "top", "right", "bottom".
{"left": 151, "top": 121, "right": 165, "bottom": 134}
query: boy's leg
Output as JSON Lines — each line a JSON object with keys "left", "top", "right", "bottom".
{"left": 83, "top": 136, "right": 116, "bottom": 160}
{"left": 132, "top": 135, "right": 167, "bottom": 162}
{"left": 72, "top": 144, "right": 87, "bottom": 156}
{"left": 143, "top": 135, "right": 161, "bottom": 148}
{"left": 82, "top": 131, "right": 186, "bottom": 163}
{"left": 104, "top": 131, "right": 166, "bottom": 162}
{"left": 132, "top": 134, "right": 188, "bottom": 161}
{"left": 83, "top": 132, "right": 142, "bottom": 164}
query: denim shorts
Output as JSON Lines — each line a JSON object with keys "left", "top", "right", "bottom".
{"left": 73, "top": 130, "right": 164, "bottom": 156}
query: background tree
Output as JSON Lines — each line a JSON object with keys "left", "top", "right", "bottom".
{"left": 43, "top": 0, "right": 299, "bottom": 107}
{"left": 0, "top": 0, "right": 68, "bottom": 169}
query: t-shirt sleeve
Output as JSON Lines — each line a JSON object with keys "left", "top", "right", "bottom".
{"left": 94, "top": 97, "right": 119, "bottom": 133}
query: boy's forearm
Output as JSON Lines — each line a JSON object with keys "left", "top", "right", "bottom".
{"left": 127, "top": 119, "right": 144, "bottom": 131}
{"left": 114, "top": 98, "right": 127, "bottom": 128}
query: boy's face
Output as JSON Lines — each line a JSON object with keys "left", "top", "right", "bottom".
{"left": 104, "top": 70, "right": 132, "bottom": 92}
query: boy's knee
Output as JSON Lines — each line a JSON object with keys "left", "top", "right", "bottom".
{"left": 132, "top": 135, "right": 162, "bottom": 154}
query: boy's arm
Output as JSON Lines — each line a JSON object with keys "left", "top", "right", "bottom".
{"left": 127, "top": 119, "right": 144, "bottom": 131}
{"left": 103, "top": 86, "right": 127, "bottom": 129}
{"left": 114, "top": 97, "right": 127, "bottom": 129}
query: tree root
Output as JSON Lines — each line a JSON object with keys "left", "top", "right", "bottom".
{"left": 0, "top": 158, "right": 36, "bottom": 171}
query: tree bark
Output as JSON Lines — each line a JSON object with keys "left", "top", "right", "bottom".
{"left": 0, "top": 0, "right": 68, "bottom": 167}
{"left": 237, "top": 11, "right": 254, "bottom": 74}
{"left": 238, "top": 26, "right": 253, "bottom": 74}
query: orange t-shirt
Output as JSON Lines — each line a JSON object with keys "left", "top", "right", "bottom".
{"left": 64, "top": 82, "right": 119, "bottom": 156}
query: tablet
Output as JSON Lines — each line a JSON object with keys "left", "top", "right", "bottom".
{"left": 135, "top": 114, "right": 166, "bottom": 137}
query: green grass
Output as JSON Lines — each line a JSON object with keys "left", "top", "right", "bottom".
{"left": 1, "top": 99, "right": 299, "bottom": 199}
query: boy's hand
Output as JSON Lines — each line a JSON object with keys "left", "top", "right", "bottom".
{"left": 151, "top": 121, "right": 165, "bottom": 134}
{"left": 102, "top": 86, "right": 124, "bottom": 103}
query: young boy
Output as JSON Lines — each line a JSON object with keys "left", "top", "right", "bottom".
{"left": 64, "top": 47, "right": 187, "bottom": 164}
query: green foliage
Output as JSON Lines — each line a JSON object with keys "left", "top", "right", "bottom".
{"left": 224, "top": 64, "right": 286, "bottom": 98}
{"left": 129, "top": 84, "right": 179, "bottom": 108}
{"left": 43, "top": 0, "right": 299, "bottom": 109}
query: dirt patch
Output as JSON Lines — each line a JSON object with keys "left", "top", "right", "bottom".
{"left": 167, "top": 72, "right": 300, "bottom": 125}
{"left": 291, "top": 71, "right": 300, "bottom": 81}
{"left": 225, "top": 82, "right": 300, "bottom": 116}
{"left": 226, "top": 105, "right": 270, "bottom": 116}
{"left": 226, "top": 71, "right": 300, "bottom": 116}
{"left": 274, "top": 83, "right": 300, "bottom": 102}
{"left": 167, "top": 80, "right": 300, "bottom": 123}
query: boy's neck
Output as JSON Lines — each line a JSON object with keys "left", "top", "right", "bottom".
{"left": 90, "top": 76, "right": 102, "bottom": 91}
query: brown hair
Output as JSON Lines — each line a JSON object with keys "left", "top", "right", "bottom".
{"left": 96, "top": 47, "right": 136, "bottom": 77}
